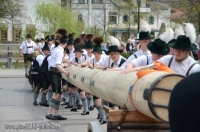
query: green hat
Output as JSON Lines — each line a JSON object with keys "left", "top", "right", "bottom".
{"left": 93, "top": 45, "right": 102, "bottom": 53}
{"left": 171, "top": 35, "right": 193, "bottom": 50}
{"left": 85, "top": 40, "right": 94, "bottom": 49}
{"left": 40, "top": 38, "right": 45, "bottom": 41}
{"left": 74, "top": 45, "right": 83, "bottom": 53}
{"left": 68, "top": 39, "right": 74, "bottom": 45}
{"left": 42, "top": 43, "right": 50, "bottom": 51}
{"left": 136, "top": 31, "right": 153, "bottom": 40}
{"left": 147, "top": 39, "right": 170, "bottom": 55}
{"left": 168, "top": 39, "right": 176, "bottom": 47}
{"left": 108, "top": 45, "right": 123, "bottom": 54}
{"left": 92, "top": 36, "right": 103, "bottom": 53}
{"left": 59, "top": 36, "right": 68, "bottom": 43}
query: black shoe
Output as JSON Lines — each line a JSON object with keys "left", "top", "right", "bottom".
{"left": 61, "top": 98, "right": 66, "bottom": 102}
{"left": 100, "top": 120, "right": 107, "bottom": 125}
{"left": 81, "top": 111, "right": 90, "bottom": 115}
{"left": 46, "top": 114, "right": 57, "bottom": 120}
{"left": 97, "top": 113, "right": 101, "bottom": 119}
{"left": 89, "top": 106, "right": 94, "bottom": 111}
{"left": 99, "top": 119, "right": 102, "bottom": 122}
{"left": 33, "top": 101, "right": 38, "bottom": 106}
{"left": 39, "top": 102, "right": 49, "bottom": 107}
{"left": 77, "top": 104, "right": 83, "bottom": 109}
{"left": 61, "top": 101, "right": 69, "bottom": 106}
{"left": 70, "top": 108, "right": 78, "bottom": 112}
{"left": 65, "top": 105, "right": 72, "bottom": 109}
{"left": 54, "top": 115, "right": 67, "bottom": 120}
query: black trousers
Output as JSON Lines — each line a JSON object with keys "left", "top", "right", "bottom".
{"left": 48, "top": 71, "right": 62, "bottom": 94}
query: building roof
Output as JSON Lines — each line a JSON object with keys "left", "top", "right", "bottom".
{"left": 146, "top": 2, "right": 168, "bottom": 10}
{"left": 111, "top": 0, "right": 130, "bottom": 7}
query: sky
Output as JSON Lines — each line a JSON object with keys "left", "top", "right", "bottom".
{"left": 24, "top": 0, "right": 38, "bottom": 24}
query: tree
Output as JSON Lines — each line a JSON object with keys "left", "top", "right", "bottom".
{"left": 165, "top": 0, "right": 200, "bottom": 33}
{"left": 0, "top": 0, "right": 27, "bottom": 22}
{"left": 34, "top": 0, "right": 84, "bottom": 36}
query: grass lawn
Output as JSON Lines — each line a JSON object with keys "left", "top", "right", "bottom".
{"left": 0, "top": 62, "right": 25, "bottom": 69}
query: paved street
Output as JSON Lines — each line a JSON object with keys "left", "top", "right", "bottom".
{"left": 0, "top": 69, "right": 106, "bottom": 132}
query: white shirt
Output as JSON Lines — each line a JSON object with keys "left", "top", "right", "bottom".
{"left": 70, "top": 55, "right": 86, "bottom": 64}
{"left": 19, "top": 40, "right": 37, "bottom": 54}
{"left": 131, "top": 55, "right": 153, "bottom": 67}
{"left": 96, "top": 55, "right": 126, "bottom": 68}
{"left": 83, "top": 49, "right": 87, "bottom": 54}
{"left": 86, "top": 55, "right": 105, "bottom": 66}
{"left": 36, "top": 53, "right": 45, "bottom": 66}
{"left": 69, "top": 48, "right": 75, "bottom": 59}
{"left": 48, "top": 45, "right": 64, "bottom": 69}
{"left": 159, "top": 55, "right": 199, "bottom": 76}
{"left": 83, "top": 53, "right": 94, "bottom": 61}
{"left": 49, "top": 44, "right": 55, "bottom": 52}
{"left": 38, "top": 43, "right": 45, "bottom": 50}
{"left": 120, "top": 49, "right": 151, "bottom": 70}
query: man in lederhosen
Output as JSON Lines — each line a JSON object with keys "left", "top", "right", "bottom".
{"left": 19, "top": 34, "right": 39, "bottom": 78}
{"left": 32, "top": 43, "right": 50, "bottom": 106}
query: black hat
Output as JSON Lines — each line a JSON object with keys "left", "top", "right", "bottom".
{"left": 93, "top": 36, "right": 103, "bottom": 53}
{"left": 68, "top": 33, "right": 75, "bottom": 45}
{"left": 136, "top": 31, "right": 153, "bottom": 40}
{"left": 108, "top": 45, "right": 123, "bottom": 54}
{"left": 74, "top": 45, "right": 83, "bottom": 53}
{"left": 147, "top": 39, "right": 170, "bottom": 55}
{"left": 85, "top": 34, "right": 94, "bottom": 49}
{"left": 26, "top": 34, "right": 32, "bottom": 38}
{"left": 167, "top": 39, "right": 176, "bottom": 48}
{"left": 40, "top": 38, "right": 45, "bottom": 41}
{"left": 36, "top": 38, "right": 40, "bottom": 42}
{"left": 171, "top": 35, "right": 193, "bottom": 50}
{"left": 169, "top": 72, "right": 200, "bottom": 132}
{"left": 64, "top": 48, "right": 69, "bottom": 54}
{"left": 55, "top": 28, "right": 68, "bottom": 43}
{"left": 42, "top": 43, "right": 50, "bottom": 51}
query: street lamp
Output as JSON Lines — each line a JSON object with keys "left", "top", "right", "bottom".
{"left": 137, "top": 0, "right": 141, "bottom": 34}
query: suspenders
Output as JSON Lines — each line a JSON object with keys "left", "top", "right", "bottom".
{"left": 25, "top": 41, "right": 33, "bottom": 54}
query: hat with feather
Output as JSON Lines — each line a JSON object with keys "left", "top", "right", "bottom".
{"left": 84, "top": 34, "right": 94, "bottom": 49}
{"left": 171, "top": 23, "right": 196, "bottom": 50}
{"left": 73, "top": 37, "right": 84, "bottom": 48}
{"left": 108, "top": 36, "right": 123, "bottom": 53}
{"left": 68, "top": 33, "right": 75, "bottom": 45}
{"left": 92, "top": 36, "right": 103, "bottom": 53}
{"left": 136, "top": 19, "right": 153, "bottom": 40}
{"left": 55, "top": 28, "right": 68, "bottom": 43}
{"left": 42, "top": 43, "right": 50, "bottom": 51}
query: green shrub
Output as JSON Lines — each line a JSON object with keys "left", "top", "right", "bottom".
{"left": 121, "top": 52, "right": 130, "bottom": 59}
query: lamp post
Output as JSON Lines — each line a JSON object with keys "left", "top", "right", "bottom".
{"left": 137, "top": 0, "right": 141, "bottom": 34}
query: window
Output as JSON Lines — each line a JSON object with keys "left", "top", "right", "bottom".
{"left": 123, "top": 15, "right": 129, "bottom": 23}
{"left": 78, "top": 14, "right": 83, "bottom": 22}
{"left": 78, "top": 0, "right": 88, "bottom": 4}
{"left": 14, "top": 29, "right": 22, "bottom": 41}
{"left": 109, "top": 16, "right": 117, "bottom": 24}
{"left": 92, "top": 0, "right": 103, "bottom": 4}
{"left": 149, "top": 16, "right": 154, "bottom": 25}
{"left": 1, "top": 29, "right": 8, "bottom": 41}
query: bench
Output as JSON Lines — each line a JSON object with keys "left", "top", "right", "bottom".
{"left": 14, "top": 58, "right": 23, "bottom": 69}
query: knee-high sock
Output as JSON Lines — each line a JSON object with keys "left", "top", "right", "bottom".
{"left": 97, "top": 105, "right": 106, "bottom": 121}
{"left": 81, "top": 98, "right": 89, "bottom": 112}
{"left": 40, "top": 91, "right": 46, "bottom": 104}
{"left": 72, "top": 93, "right": 77, "bottom": 109}
{"left": 77, "top": 92, "right": 82, "bottom": 105}
{"left": 25, "top": 66, "right": 28, "bottom": 74}
{"left": 33, "top": 91, "right": 39, "bottom": 102}
{"left": 68, "top": 93, "right": 72, "bottom": 106}
{"left": 90, "top": 96, "right": 94, "bottom": 106}
{"left": 62, "top": 90, "right": 66, "bottom": 99}
{"left": 49, "top": 98, "right": 60, "bottom": 110}
{"left": 65, "top": 91, "right": 69, "bottom": 102}
{"left": 48, "top": 90, "right": 53, "bottom": 105}
{"left": 87, "top": 97, "right": 92, "bottom": 108}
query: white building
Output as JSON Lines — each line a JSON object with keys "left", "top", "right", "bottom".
{"left": 70, "top": 0, "right": 171, "bottom": 41}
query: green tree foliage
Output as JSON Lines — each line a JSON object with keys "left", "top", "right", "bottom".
{"left": 0, "top": 0, "right": 26, "bottom": 22}
{"left": 34, "top": 0, "right": 84, "bottom": 36}
{"left": 168, "top": 0, "right": 200, "bottom": 33}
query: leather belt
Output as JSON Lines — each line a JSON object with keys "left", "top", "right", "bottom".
{"left": 49, "top": 67, "right": 60, "bottom": 72}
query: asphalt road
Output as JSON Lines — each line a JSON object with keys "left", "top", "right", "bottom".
{"left": 0, "top": 72, "right": 107, "bottom": 132}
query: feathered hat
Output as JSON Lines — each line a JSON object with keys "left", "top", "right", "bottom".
{"left": 68, "top": 33, "right": 75, "bottom": 45}
{"left": 136, "top": 19, "right": 153, "bottom": 40}
{"left": 73, "top": 37, "right": 84, "bottom": 48}
{"left": 92, "top": 36, "right": 103, "bottom": 53}
{"left": 171, "top": 23, "right": 196, "bottom": 50}
{"left": 108, "top": 36, "right": 123, "bottom": 53}
{"left": 55, "top": 28, "right": 68, "bottom": 43}
{"left": 159, "top": 28, "right": 175, "bottom": 44}
{"left": 84, "top": 34, "right": 94, "bottom": 49}
{"left": 42, "top": 43, "right": 50, "bottom": 51}
{"left": 168, "top": 25, "right": 184, "bottom": 47}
